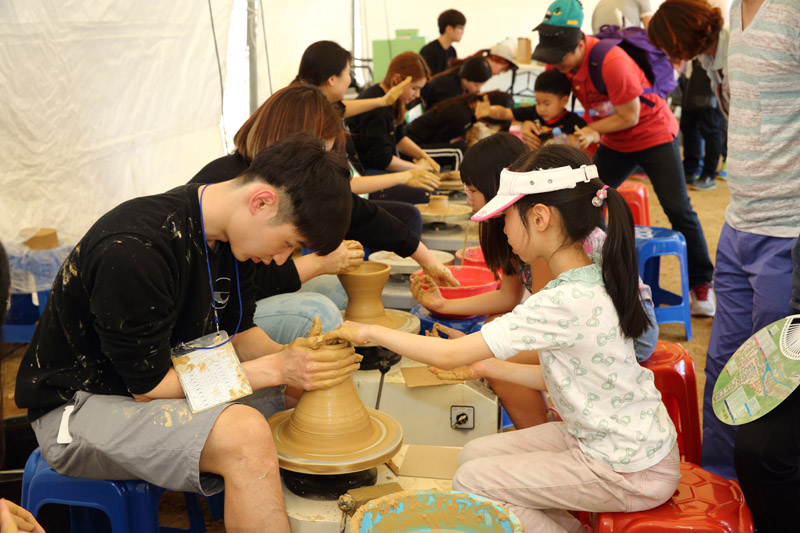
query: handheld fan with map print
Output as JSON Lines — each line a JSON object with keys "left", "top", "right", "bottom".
{"left": 713, "top": 314, "right": 800, "bottom": 426}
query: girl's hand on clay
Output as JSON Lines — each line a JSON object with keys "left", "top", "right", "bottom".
{"left": 422, "top": 263, "right": 460, "bottom": 288}
{"left": 520, "top": 120, "right": 543, "bottom": 150}
{"left": 383, "top": 76, "right": 411, "bottom": 106}
{"left": 426, "top": 322, "right": 466, "bottom": 339}
{"left": 410, "top": 274, "right": 447, "bottom": 311}
{"left": 573, "top": 125, "right": 600, "bottom": 147}
{"left": 281, "top": 334, "right": 363, "bottom": 390}
{"left": 321, "top": 321, "right": 371, "bottom": 346}
{"left": 405, "top": 169, "right": 441, "bottom": 191}
{"left": 429, "top": 362, "right": 483, "bottom": 381}
{"left": 320, "top": 240, "right": 364, "bottom": 275}
{"left": 0, "top": 499, "right": 45, "bottom": 533}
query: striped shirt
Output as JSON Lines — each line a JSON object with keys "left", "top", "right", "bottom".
{"left": 726, "top": 0, "right": 800, "bottom": 237}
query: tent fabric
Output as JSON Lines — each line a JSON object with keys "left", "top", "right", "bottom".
{"left": 0, "top": 0, "right": 234, "bottom": 241}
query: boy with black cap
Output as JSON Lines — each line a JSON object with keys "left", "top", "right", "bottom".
{"left": 419, "top": 9, "right": 467, "bottom": 76}
{"left": 532, "top": 0, "right": 716, "bottom": 317}
{"left": 422, "top": 56, "right": 492, "bottom": 109}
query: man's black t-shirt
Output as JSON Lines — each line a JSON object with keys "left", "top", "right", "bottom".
{"left": 419, "top": 40, "right": 457, "bottom": 76}
{"left": 15, "top": 184, "right": 257, "bottom": 421}
{"left": 511, "top": 108, "right": 587, "bottom": 142}
{"left": 406, "top": 103, "right": 475, "bottom": 145}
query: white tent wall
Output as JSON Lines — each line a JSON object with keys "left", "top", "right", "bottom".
{"left": 1, "top": 0, "right": 234, "bottom": 242}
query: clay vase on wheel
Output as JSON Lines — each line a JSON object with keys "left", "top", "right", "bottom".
{"left": 338, "top": 262, "right": 397, "bottom": 328}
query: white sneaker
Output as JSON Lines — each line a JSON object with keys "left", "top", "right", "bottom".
{"left": 691, "top": 283, "right": 716, "bottom": 317}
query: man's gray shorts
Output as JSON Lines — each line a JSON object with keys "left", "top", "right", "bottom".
{"left": 32, "top": 387, "right": 286, "bottom": 495}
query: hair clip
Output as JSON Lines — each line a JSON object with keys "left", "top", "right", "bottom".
{"left": 592, "top": 185, "right": 609, "bottom": 207}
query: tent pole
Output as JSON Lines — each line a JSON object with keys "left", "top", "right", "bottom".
{"left": 247, "top": 0, "right": 259, "bottom": 113}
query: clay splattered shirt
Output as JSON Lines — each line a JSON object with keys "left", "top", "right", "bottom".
{"left": 15, "top": 184, "right": 257, "bottom": 421}
{"left": 481, "top": 263, "right": 676, "bottom": 473}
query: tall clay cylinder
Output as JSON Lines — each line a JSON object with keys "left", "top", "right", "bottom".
{"left": 339, "top": 262, "right": 391, "bottom": 324}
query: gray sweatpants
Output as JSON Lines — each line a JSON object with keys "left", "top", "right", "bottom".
{"left": 32, "top": 387, "right": 285, "bottom": 495}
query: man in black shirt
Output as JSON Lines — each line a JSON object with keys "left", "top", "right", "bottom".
{"left": 419, "top": 9, "right": 466, "bottom": 75}
{"left": 15, "top": 134, "right": 357, "bottom": 532}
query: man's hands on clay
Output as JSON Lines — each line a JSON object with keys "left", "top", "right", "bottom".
{"left": 422, "top": 263, "right": 460, "bottom": 288}
{"left": 383, "top": 76, "right": 411, "bottom": 106}
{"left": 520, "top": 120, "right": 543, "bottom": 150}
{"left": 405, "top": 169, "right": 441, "bottom": 191}
{"left": 278, "top": 318, "right": 362, "bottom": 390}
{"left": 320, "top": 240, "right": 364, "bottom": 275}
{"left": 410, "top": 274, "right": 447, "bottom": 311}
{"left": 413, "top": 155, "right": 441, "bottom": 173}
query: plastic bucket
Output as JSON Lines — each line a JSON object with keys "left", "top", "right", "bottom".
{"left": 455, "top": 246, "right": 486, "bottom": 269}
{"left": 412, "top": 265, "right": 500, "bottom": 319}
{"left": 350, "top": 489, "right": 524, "bottom": 533}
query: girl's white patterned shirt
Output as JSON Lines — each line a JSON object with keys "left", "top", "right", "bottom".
{"left": 481, "top": 263, "right": 676, "bottom": 473}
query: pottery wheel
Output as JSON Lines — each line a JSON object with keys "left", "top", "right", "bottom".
{"left": 268, "top": 408, "right": 403, "bottom": 475}
{"left": 415, "top": 202, "right": 472, "bottom": 223}
{"left": 368, "top": 250, "right": 455, "bottom": 275}
{"left": 342, "top": 308, "right": 420, "bottom": 347}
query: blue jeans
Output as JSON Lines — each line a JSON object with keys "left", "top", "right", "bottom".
{"left": 298, "top": 275, "right": 347, "bottom": 310}
{"left": 594, "top": 138, "right": 714, "bottom": 288}
{"left": 681, "top": 106, "right": 724, "bottom": 177}
{"left": 252, "top": 292, "right": 342, "bottom": 344}
{"left": 701, "top": 223, "right": 794, "bottom": 479}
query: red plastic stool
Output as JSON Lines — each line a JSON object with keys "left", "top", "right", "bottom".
{"left": 617, "top": 181, "right": 651, "bottom": 226}
{"left": 593, "top": 461, "right": 754, "bottom": 532}
{"left": 642, "top": 341, "right": 702, "bottom": 464}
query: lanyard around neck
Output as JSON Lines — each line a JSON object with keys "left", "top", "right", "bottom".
{"left": 198, "top": 184, "right": 241, "bottom": 348}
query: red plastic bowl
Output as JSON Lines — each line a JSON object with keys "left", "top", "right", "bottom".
{"left": 412, "top": 265, "right": 500, "bottom": 318}
{"left": 455, "top": 246, "right": 487, "bottom": 268}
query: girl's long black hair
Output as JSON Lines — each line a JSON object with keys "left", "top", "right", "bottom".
{"left": 460, "top": 133, "right": 529, "bottom": 278}
{"left": 509, "top": 144, "right": 651, "bottom": 339}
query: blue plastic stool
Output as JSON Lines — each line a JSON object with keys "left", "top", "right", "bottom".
{"left": 22, "top": 448, "right": 223, "bottom": 532}
{"left": 2, "top": 289, "right": 50, "bottom": 343}
{"left": 500, "top": 406, "right": 514, "bottom": 431}
{"left": 634, "top": 226, "right": 692, "bottom": 340}
{"left": 410, "top": 304, "right": 486, "bottom": 336}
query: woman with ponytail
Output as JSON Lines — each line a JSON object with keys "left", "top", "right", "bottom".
{"left": 326, "top": 144, "right": 680, "bottom": 532}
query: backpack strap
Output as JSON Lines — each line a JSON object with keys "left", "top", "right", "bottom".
{"left": 588, "top": 38, "right": 620, "bottom": 97}
{"left": 588, "top": 38, "right": 656, "bottom": 108}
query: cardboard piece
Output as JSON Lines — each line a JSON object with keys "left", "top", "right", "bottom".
{"left": 401, "top": 366, "right": 463, "bottom": 388}
{"left": 399, "top": 445, "right": 462, "bottom": 479}
{"left": 22, "top": 228, "right": 59, "bottom": 250}
{"left": 516, "top": 38, "right": 532, "bottom": 64}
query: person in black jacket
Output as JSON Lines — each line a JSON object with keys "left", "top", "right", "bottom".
{"left": 406, "top": 93, "right": 489, "bottom": 148}
{"left": 346, "top": 51, "right": 442, "bottom": 204}
{"left": 15, "top": 134, "right": 360, "bottom": 533}
{"left": 191, "top": 85, "right": 459, "bottom": 335}
{"left": 421, "top": 56, "right": 492, "bottom": 110}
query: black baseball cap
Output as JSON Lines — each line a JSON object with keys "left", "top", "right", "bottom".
{"left": 532, "top": 0, "right": 584, "bottom": 64}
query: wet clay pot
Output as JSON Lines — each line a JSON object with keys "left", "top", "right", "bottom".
{"left": 426, "top": 195, "right": 450, "bottom": 213}
{"left": 267, "top": 339, "right": 403, "bottom": 474}
{"left": 339, "top": 262, "right": 398, "bottom": 327}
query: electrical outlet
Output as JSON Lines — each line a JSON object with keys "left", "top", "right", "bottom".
{"left": 450, "top": 405, "right": 475, "bottom": 429}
